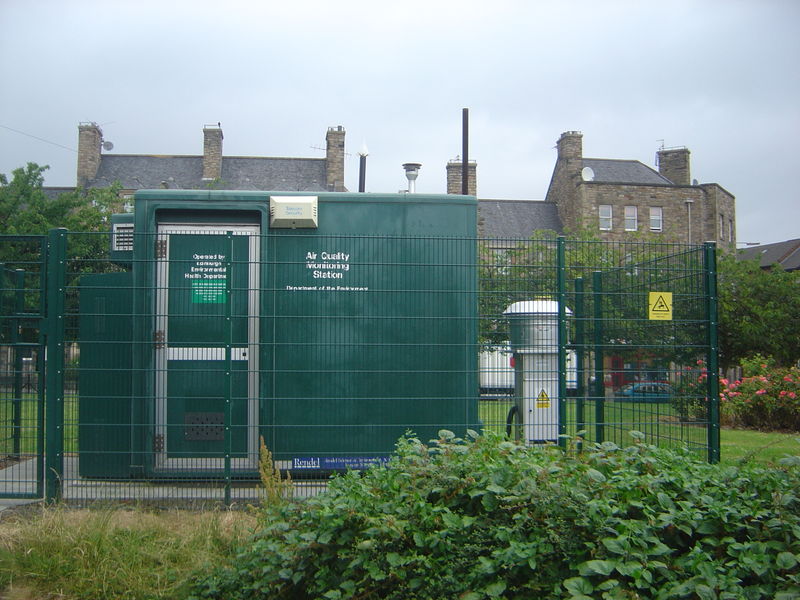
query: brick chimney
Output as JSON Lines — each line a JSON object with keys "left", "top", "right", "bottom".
{"left": 326, "top": 126, "right": 346, "bottom": 191}
{"left": 657, "top": 147, "right": 691, "bottom": 185}
{"left": 77, "top": 122, "right": 103, "bottom": 187}
{"left": 202, "top": 124, "right": 224, "bottom": 181}
{"left": 446, "top": 159, "right": 477, "bottom": 196}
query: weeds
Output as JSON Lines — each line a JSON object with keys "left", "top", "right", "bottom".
{"left": 258, "top": 435, "right": 292, "bottom": 505}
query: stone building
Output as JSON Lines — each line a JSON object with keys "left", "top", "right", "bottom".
{"left": 545, "top": 131, "right": 736, "bottom": 248}
{"left": 76, "top": 122, "right": 347, "bottom": 194}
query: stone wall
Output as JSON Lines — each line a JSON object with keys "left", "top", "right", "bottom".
{"left": 701, "top": 184, "right": 737, "bottom": 250}
{"left": 545, "top": 131, "right": 584, "bottom": 232}
{"left": 576, "top": 182, "right": 738, "bottom": 248}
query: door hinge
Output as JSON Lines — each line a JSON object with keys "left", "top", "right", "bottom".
{"left": 153, "top": 433, "right": 164, "bottom": 453}
{"left": 155, "top": 239, "right": 167, "bottom": 259}
{"left": 154, "top": 330, "right": 166, "bottom": 349}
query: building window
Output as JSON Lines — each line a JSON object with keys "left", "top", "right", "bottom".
{"left": 719, "top": 214, "right": 725, "bottom": 240}
{"left": 649, "top": 207, "right": 663, "bottom": 232}
{"left": 599, "top": 205, "right": 612, "bottom": 230}
{"left": 729, "top": 219, "right": 734, "bottom": 242}
{"left": 624, "top": 206, "right": 638, "bottom": 231}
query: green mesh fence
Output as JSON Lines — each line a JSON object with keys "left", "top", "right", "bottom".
{"left": 0, "top": 236, "right": 46, "bottom": 499}
{"left": 0, "top": 231, "right": 719, "bottom": 504}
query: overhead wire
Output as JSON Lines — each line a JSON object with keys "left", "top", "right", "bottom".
{"left": 0, "top": 124, "right": 77, "bottom": 153}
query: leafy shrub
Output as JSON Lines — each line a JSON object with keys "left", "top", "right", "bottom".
{"left": 722, "top": 354, "right": 800, "bottom": 431}
{"left": 188, "top": 431, "right": 800, "bottom": 600}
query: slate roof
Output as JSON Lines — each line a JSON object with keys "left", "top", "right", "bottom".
{"left": 85, "top": 154, "right": 328, "bottom": 191}
{"left": 582, "top": 158, "right": 673, "bottom": 185}
{"left": 42, "top": 187, "right": 77, "bottom": 200}
{"left": 738, "top": 238, "right": 800, "bottom": 271}
{"left": 478, "top": 199, "right": 563, "bottom": 238}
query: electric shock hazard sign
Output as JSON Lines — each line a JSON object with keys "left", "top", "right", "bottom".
{"left": 648, "top": 292, "right": 673, "bottom": 321}
{"left": 536, "top": 389, "right": 550, "bottom": 409}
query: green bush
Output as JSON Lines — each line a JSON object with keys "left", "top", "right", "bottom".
{"left": 722, "top": 355, "right": 800, "bottom": 431}
{"left": 188, "top": 432, "right": 800, "bottom": 600}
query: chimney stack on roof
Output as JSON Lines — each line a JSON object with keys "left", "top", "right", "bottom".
{"left": 446, "top": 158, "right": 477, "bottom": 196}
{"left": 326, "top": 126, "right": 346, "bottom": 192}
{"left": 657, "top": 147, "right": 691, "bottom": 186}
{"left": 557, "top": 131, "right": 583, "bottom": 162}
{"left": 202, "top": 123, "right": 224, "bottom": 181}
{"left": 77, "top": 122, "right": 103, "bottom": 187}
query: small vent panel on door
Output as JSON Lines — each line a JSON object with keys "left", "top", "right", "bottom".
{"left": 184, "top": 412, "right": 224, "bottom": 441}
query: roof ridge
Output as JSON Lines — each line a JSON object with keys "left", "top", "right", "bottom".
{"left": 583, "top": 157, "right": 649, "bottom": 164}
{"left": 102, "top": 154, "right": 322, "bottom": 161}
{"left": 478, "top": 198, "right": 545, "bottom": 203}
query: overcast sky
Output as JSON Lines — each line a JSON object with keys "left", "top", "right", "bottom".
{"left": 1, "top": 0, "right": 798, "bottom": 245}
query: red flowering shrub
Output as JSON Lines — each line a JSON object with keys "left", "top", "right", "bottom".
{"left": 672, "top": 359, "right": 710, "bottom": 421}
{"left": 721, "top": 355, "right": 800, "bottom": 431}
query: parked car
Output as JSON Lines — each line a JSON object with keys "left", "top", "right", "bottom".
{"left": 616, "top": 382, "right": 673, "bottom": 403}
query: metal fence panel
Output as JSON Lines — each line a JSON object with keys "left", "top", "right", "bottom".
{"left": 0, "top": 231, "right": 720, "bottom": 504}
{"left": 0, "top": 236, "right": 46, "bottom": 499}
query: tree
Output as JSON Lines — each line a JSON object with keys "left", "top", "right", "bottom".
{"left": 717, "top": 253, "right": 800, "bottom": 369}
{"left": 0, "top": 163, "right": 126, "bottom": 323}
{"left": 0, "top": 162, "right": 122, "bottom": 236}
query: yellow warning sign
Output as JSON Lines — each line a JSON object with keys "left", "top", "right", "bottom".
{"left": 536, "top": 389, "right": 550, "bottom": 409}
{"left": 648, "top": 292, "right": 673, "bottom": 321}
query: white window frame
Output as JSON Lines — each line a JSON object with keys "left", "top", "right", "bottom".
{"left": 599, "top": 205, "right": 613, "bottom": 231}
{"left": 649, "top": 207, "right": 663, "bottom": 232}
{"left": 624, "top": 206, "right": 638, "bottom": 232}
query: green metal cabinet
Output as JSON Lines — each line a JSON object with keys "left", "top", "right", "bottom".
{"left": 78, "top": 272, "right": 134, "bottom": 477}
{"left": 79, "top": 191, "right": 478, "bottom": 478}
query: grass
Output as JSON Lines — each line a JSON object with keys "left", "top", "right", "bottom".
{"left": 480, "top": 397, "right": 800, "bottom": 465}
{"left": 480, "top": 397, "right": 707, "bottom": 451}
{"left": 4, "top": 395, "right": 797, "bottom": 467}
{"left": 0, "top": 505, "right": 258, "bottom": 600}
{"left": 719, "top": 427, "right": 800, "bottom": 465}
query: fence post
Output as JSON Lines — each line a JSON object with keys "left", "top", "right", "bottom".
{"left": 11, "top": 269, "right": 25, "bottom": 457}
{"left": 592, "top": 271, "right": 604, "bottom": 444}
{"left": 704, "top": 242, "right": 721, "bottom": 463}
{"left": 574, "top": 277, "right": 585, "bottom": 448}
{"left": 224, "top": 232, "right": 233, "bottom": 505}
{"left": 556, "top": 237, "right": 568, "bottom": 447}
{"left": 45, "top": 228, "right": 67, "bottom": 502}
